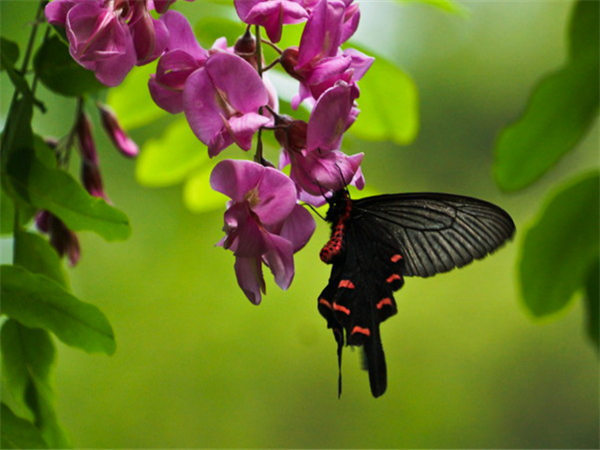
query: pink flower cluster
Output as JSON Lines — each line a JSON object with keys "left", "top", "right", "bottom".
{"left": 45, "top": 0, "right": 374, "bottom": 303}
{"left": 45, "top": 0, "right": 192, "bottom": 86}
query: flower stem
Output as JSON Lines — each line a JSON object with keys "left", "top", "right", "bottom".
{"left": 254, "top": 24, "right": 264, "bottom": 164}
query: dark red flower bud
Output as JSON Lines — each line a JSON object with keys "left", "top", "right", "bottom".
{"left": 48, "top": 216, "right": 81, "bottom": 266}
{"left": 280, "top": 47, "right": 303, "bottom": 81}
{"left": 81, "top": 161, "right": 106, "bottom": 199}
{"left": 76, "top": 111, "right": 98, "bottom": 164}
{"left": 35, "top": 210, "right": 51, "bottom": 233}
{"left": 234, "top": 30, "right": 258, "bottom": 69}
{"left": 274, "top": 114, "right": 308, "bottom": 153}
{"left": 98, "top": 103, "right": 139, "bottom": 157}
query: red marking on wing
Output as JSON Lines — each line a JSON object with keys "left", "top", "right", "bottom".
{"left": 376, "top": 298, "right": 393, "bottom": 309}
{"left": 351, "top": 326, "right": 371, "bottom": 337}
{"left": 338, "top": 279, "right": 355, "bottom": 289}
{"left": 332, "top": 303, "right": 351, "bottom": 315}
{"left": 390, "top": 254, "right": 403, "bottom": 263}
{"left": 386, "top": 273, "right": 402, "bottom": 283}
{"left": 319, "top": 298, "right": 333, "bottom": 309}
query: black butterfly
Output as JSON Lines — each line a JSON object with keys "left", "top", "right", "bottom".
{"left": 317, "top": 190, "right": 515, "bottom": 397}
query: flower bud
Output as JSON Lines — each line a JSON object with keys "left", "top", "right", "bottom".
{"left": 234, "top": 29, "right": 257, "bottom": 69}
{"left": 274, "top": 114, "right": 307, "bottom": 154}
{"left": 76, "top": 111, "right": 98, "bottom": 164}
{"left": 98, "top": 103, "right": 139, "bottom": 157}
{"left": 48, "top": 215, "right": 81, "bottom": 266}
{"left": 81, "top": 161, "right": 106, "bottom": 199}
{"left": 280, "top": 47, "right": 302, "bottom": 81}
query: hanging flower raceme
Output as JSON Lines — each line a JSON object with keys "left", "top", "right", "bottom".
{"left": 276, "top": 81, "right": 364, "bottom": 205}
{"left": 76, "top": 110, "right": 107, "bottom": 199}
{"left": 183, "top": 52, "right": 272, "bottom": 156}
{"left": 210, "top": 159, "right": 315, "bottom": 304}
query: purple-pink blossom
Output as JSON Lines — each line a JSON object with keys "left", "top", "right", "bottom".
{"left": 279, "top": 0, "right": 373, "bottom": 107}
{"left": 276, "top": 81, "right": 364, "bottom": 204}
{"left": 45, "top": 0, "right": 169, "bottom": 86}
{"left": 210, "top": 159, "right": 315, "bottom": 304}
{"left": 183, "top": 52, "right": 271, "bottom": 156}
{"left": 148, "top": 10, "right": 209, "bottom": 113}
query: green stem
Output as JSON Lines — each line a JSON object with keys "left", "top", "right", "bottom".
{"left": 254, "top": 24, "right": 264, "bottom": 164}
{"left": 11, "top": 0, "right": 46, "bottom": 242}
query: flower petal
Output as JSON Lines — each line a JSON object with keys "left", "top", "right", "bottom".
{"left": 279, "top": 204, "right": 316, "bottom": 252}
{"left": 234, "top": 255, "right": 265, "bottom": 304}
{"left": 227, "top": 113, "right": 271, "bottom": 151}
{"left": 161, "top": 10, "right": 207, "bottom": 59}
{"left": 307, "top": 81, "right": 357, "bottom": 151}
{"left": 262, "top": 232, "right": 295, "bottom": 290}
{"left": 296, "top": 0, "right": 345, "bottom": 68}
{"left": 183, "top": 67, "right": 225, "bottom": 147}
{"left": 210, "top": 159, "right": 266, "bottom": 202}
{"left": 253, "top": 166, "right": 297, "bottom": 227}
{"left": 205, "top": 52, "right": 268, "bottom": 113}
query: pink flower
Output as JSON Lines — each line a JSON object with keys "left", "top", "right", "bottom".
{"left": 279, "top": 0, "right": 373, "bottom": 107}
{"left": 183, "top": 52, "right": 271, "bottom": 156}
{"left": 148, "top": 10, "right": 209, "bottom": 113}
{"left": 210, "top": 159, "right": 315, "bottom": 304}
{"left": 76, "top": 111, "right": 107, "bottom": 199}
{"left": 276, "top": 81, "right": 364, "bottom": 204}
{"left": 234, "top": 0, "right": 309, "bottom": 43}
{"left": 45, "top": 0, "right": 169, "bottom": 86}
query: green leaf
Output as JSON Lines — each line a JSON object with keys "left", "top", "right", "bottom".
{"left": 1, "top": 98, "right": 33, "bottom": 179}
{"left": 584, "top": 258, "right": 599, "bottom": 349}
{"left": 0, "top": 37, "right": 19, "bottom": 70}
{"left": 1, "top": 321, "right": 70, "bottom": 448}
{"left": 14, "top": 230, "right": 68, "bottom": 288}
{"left": 33, "top": 35, "right": 103, "bottom": 97}
{"left": 1, "top": 403, "right": 48, "bottom": 449}
{"left": 348, "top": 47, "right": 419, "bottom": 145}
{"left": 1, "top": 320, "right": 53, "bottom": 420}
{"left": 183, "top": 164, "right": 227, "bottom": 213}
{"left": 394, "top": 0, "right": 469, "bottom": 15}
{"left": 493, "top": 1, "right": 599, "bottom": 191}
{"left": 0, "top": 265, "right": 116, "bottom": 355}
{"left": 519, "top": 172, "right": 599, "bottom": 316}
{"left": 1, "top": 186, "right": 15, "bottom": 234}
{"left": 5, "top": 148, "right": 131, "bottom": 241}
{"left": 106, "top": 62, "right": 163, "bottom": 129}
{"left": 136, "top": 118, "right": 209, "bottom": 187}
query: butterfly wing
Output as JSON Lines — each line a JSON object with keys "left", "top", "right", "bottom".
{"left": 352, "top": 193, "right": 516, "bottom": 277}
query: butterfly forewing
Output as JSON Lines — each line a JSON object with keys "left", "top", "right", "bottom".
{"left": 352, "top": 193, "right": 515, "bottom": 277}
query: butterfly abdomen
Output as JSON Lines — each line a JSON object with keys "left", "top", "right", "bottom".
{"left": 320, "top": 193, "right": 353, "bottom": 263}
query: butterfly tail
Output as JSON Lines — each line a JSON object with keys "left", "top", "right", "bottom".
{"left": 363, "top": 326, "right": 387, "bottom": 398}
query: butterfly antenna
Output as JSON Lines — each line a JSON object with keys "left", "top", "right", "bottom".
{"left": 303, "top": 202, "right": 326, "bottom": 221}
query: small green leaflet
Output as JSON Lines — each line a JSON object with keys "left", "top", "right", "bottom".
{"left": 1, "top": 403, "right": 48, "bottom": 449}
{"left": 519, "top": 172, "right": 599, "bottom": 317}
{"left": 0, "top": 265, "right": 116, "bottom": 355}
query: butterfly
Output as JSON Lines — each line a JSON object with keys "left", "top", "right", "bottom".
{"left": 317, "top": 190, "right": 515, "bottom": 397}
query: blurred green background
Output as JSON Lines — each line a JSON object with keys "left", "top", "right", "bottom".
{"left": 1, "top": 0, "right": 598, "bottom": 448}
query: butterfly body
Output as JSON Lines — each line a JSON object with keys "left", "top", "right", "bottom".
{"left": 318, "top": 190, "right": 515, "bottom": 398}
